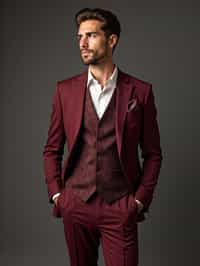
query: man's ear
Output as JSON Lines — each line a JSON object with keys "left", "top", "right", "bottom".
{"left": 108, "top": 34, "right": 118, "bottom": 50}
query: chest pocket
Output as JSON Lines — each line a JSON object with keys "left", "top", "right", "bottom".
{"left": 126, "top": 98, "right": 143, "bottom": 128}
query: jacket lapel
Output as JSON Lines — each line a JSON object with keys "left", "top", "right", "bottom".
{"left": 115, "top": 69, "right": 135, "bottom": 157}
{"left": 69, "top": 70, "right": 88, "bottom": 151}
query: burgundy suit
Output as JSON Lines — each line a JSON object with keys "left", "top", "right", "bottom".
{"left": 43, "top": 68, "right": 162, "bottom": 266}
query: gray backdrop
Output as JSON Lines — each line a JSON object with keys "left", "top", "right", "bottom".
{"left": 1, "top": 0, "right": 200, "bottom": 265}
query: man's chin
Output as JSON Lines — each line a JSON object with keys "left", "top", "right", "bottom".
{"left": 81, "top": 59, "right": 97, "bottom": 66}
{"left": 82, "top": 60, "right": 90, "bottom": 65}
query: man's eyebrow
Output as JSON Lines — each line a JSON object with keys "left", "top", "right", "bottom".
{"left": 77, "top": 31, "right": 99, "bottom": 37}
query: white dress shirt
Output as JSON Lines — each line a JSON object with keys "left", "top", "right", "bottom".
{"left": 87, "top": 65, "right": 118, "bottom": 119}
{"left": 52, "top": 65, "right": 143, "bottom": 212}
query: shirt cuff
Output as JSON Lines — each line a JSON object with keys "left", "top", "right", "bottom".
{"left": 135, "top": 199, "right": 144, "bottom": 211}
{"left": 52, "top": 193, "right": 61, "bottom": 201}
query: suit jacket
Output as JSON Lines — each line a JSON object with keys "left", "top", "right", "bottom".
{"left": 43, "top": 68, "right": 163, "bottom": 219}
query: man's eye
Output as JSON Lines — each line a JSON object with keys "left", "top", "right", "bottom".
{"left": 88, "top": 33, "right": 97, "bottom": 38}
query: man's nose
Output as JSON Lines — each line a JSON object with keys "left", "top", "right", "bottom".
{"left": 80, "top": 36, "right": 88, "bottom": 49}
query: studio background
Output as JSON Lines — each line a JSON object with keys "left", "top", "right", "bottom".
{"left": 1, "top": 0, "right": 200, "bottom": 265}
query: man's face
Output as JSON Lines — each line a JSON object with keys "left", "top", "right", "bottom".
{"left": 77, "top": 19, "right": 111, "bottom": 65}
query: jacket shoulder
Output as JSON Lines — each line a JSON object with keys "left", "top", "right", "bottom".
{"left": 56, "top": 71, "right": 85, "bottom": 89}
{"left": 122, "top": 71, "right": 153, "bottom": 100}
{"left": 120, "top": 70, "right": 153, "bottom": 104}
{"left": 123, "top": 71, "right": 152, "bottom": 89}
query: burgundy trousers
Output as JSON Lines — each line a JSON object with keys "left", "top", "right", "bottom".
{"left": 57, "top": 188, "right": 139, "bottom": 266}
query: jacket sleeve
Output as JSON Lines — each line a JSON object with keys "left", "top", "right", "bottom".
{"left": 135, "top": 84, "right": 163, "bottom": 211}
{"left": 43, "top": 82, "right": 66, "bottom": 203}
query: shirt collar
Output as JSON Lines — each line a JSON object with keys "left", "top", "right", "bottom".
{"left": 87, "top": 65, "right": 118, "bottom": 88}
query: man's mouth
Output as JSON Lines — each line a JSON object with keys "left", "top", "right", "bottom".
{"left": 81, "top": 50, "right": 91, "bottom": 54}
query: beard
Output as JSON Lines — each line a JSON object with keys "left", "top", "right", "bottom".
{"left": 80, "top": 48, "right": 108, "bottom": 66}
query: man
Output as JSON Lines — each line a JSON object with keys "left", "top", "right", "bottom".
{"left": 43, "top": 8, "right": 163, "bottom": 266}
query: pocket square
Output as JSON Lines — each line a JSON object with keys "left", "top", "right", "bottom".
{"left": 127, "top": 98, "right": 137, "bottom": 112}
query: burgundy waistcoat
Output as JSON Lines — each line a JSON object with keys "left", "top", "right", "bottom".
{"left": 64, "top": 85, "right": 132, "bottom": 203}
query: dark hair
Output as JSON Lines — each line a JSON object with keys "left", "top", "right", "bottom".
{"left": 75, "top": 8, "right": 121, "bottom": 50}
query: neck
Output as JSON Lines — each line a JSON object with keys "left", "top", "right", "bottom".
{"left": 88, "top": 60, "right": 115, "bottom": 88}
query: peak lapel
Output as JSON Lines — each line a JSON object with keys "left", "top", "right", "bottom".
{"left": 115, "top": 69, "right": 136, "bottom": 157}
{"left": 69, "top": 69, "right": 88, "bottom": 150}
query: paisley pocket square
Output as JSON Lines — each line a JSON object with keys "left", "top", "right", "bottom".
{"left": 127, "top": 98, "right": 137, "bottom": 112}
